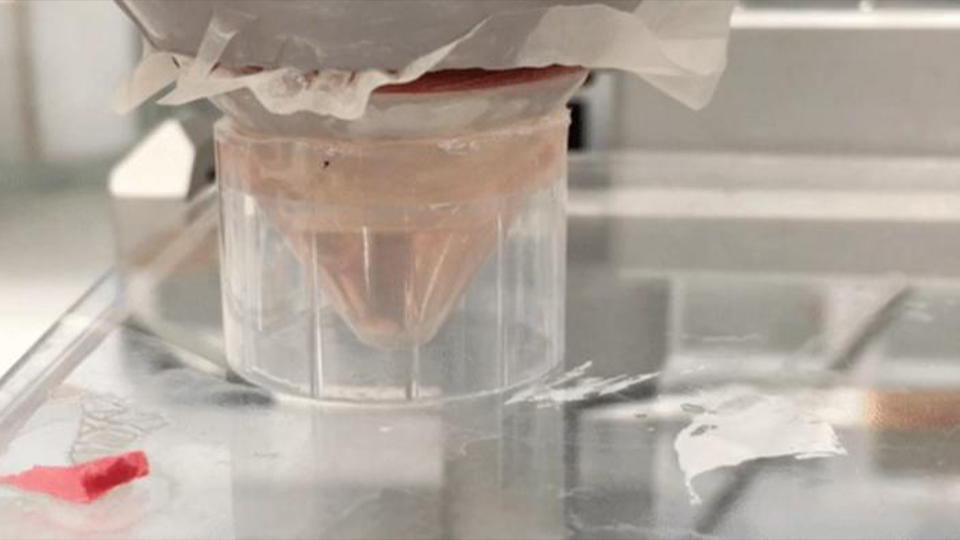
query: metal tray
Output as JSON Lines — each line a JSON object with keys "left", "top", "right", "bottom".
{"left": 5, "top": 154, "right": 960, "bottom": 538}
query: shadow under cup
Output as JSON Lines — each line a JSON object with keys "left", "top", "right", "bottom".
{"left": 215, "top": 110, "right": 569, "bottom": 402}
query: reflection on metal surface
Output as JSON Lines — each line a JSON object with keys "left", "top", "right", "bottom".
{"left": 826, "top": 286, "right": 909, "bottom": 372}
{"left": 733, "top": 8, "right": 960, "bottom": 30}
{"left": 569, "top": 189, "right": 960, "bottom": 222}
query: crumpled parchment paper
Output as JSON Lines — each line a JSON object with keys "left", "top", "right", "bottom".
{"left": 114, "top": 0, "right": 735, "bottom": 120}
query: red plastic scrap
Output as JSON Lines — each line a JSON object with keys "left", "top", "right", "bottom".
{"left": 0, "top": 450, "right": 150, "bottom": 503}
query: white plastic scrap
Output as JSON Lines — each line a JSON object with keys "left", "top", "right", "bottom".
{"left": 506, "top": 361, "right": 659, "bottom": 406}
{"left": 70, "top": 394, "right": 168, "bottom": 463}
{"left": 674, "top": 388, "right": 847, "bottom": 504}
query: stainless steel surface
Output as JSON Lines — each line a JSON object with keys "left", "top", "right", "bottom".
{"left": 5, "top": 153, "right": 960, "bottom": 538}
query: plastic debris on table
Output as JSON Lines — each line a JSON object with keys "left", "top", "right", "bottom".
{"left": 0, "top": 450, "right": 150, "bottom": 503}
{"left": 506, "top": 361, "right": 660, "bottom": 406}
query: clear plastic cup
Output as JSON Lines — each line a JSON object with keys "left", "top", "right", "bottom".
{"left": 215, "top": 109, "right": 568, "bottom": 402}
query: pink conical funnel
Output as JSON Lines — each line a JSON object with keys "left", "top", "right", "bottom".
{"left": 303, "top": 206, "right": 509, "bottom": 349}
{"left": 217, "top": 108, "right": 569, "bottom": 349}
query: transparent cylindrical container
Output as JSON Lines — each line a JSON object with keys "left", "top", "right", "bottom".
{"left": 215, "top": 109, "right": 568, "bottom": 402}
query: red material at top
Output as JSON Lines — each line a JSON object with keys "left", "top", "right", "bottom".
{"left": 226, "top": 64, "right": 585, "bottom": 95}
{"left": 0, "top": 451, "right": 150, "bottom": 504}
{"left": 376, "top": 65, "right": 585, "bottom": 94}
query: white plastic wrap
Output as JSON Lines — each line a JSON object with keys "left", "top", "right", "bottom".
{"left": 115, "top": 0, "right": 735, "bottom": 120}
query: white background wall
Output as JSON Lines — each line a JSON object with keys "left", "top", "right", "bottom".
{"left": 0, "top": 0, "right": 138, "bottom": 167}
{"left": 0, "top": 3, "right": 27, "bottom": 161}
{"left": 0, "top": 0, "right": 139, "bottom": 371}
